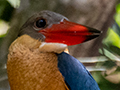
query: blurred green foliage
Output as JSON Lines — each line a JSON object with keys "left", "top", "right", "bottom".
{"left": 0, "top": 0, "right": 15, "bottom": 50}
{"left": 7, "top": 0, "right": 20, "bottom": 8}
{"left": 102, "top": 3, "right": 120, "bottom": 55}
{"left": 0, "top": 0, "right": 14, "bottom": 21}
{"left": 115, "top": 3, "right": 120, "bottom": 27}
{"left": 103, "top": 28, "right": 120, "bottom": 49}
{"left": 93, "top": 3, "right": 120, "bottom": 90}
{"left": 92, "top": 72, "right": 120, "bottom": 90}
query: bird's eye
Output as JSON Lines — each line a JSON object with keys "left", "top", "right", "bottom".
{"left": 35, "top": 18, "right": 46, "bottom": 28}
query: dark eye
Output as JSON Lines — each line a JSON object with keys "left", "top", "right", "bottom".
{"left": 35, "top": 19, "right": 46, "bottom": 28}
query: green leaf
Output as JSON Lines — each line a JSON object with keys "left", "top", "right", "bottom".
{"left": 99, "top": 48, "right": 120, "bottom": 61}
{"left": 116, "top": 3, "right": 120, "bottom": 13}
{"left": 7, "top": 0, "right": 20, "bottom": 8}
{"left": 0, "top": 1, "right": 14, "bottom": 21}
{"left": 0, "top": 20, "right": 9, "bottom": 36}
{"left": 103, "top": 28, "right": 120, "bottom": 48}
{"left": 115, "top": 3, "right": 120, "bottom": 27}
{"left": 109, "top": 46, "right": 120, "bottom": 55}
{"left": 92, "top": 72, "right": 120, "bottom": 90}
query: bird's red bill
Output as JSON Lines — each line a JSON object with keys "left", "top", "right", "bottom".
{"left": 39, "top": 19, "right": 101, "bottom": 46}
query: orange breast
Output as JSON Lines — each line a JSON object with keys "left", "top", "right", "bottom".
{"left": 7, "top": 35, "right": 69, "bottom": 90}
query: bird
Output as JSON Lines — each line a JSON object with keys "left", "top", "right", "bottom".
{"left": 7, "top": 10, "right": 101, "bottom": 90}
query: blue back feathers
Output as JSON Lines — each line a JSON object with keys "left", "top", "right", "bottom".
{"left": 57, "top": 52, "right": 100, "bottom": 90}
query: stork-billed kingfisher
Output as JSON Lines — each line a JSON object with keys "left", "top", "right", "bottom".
{"left": 7, "top": 10, "right": 101, "bottom": 90}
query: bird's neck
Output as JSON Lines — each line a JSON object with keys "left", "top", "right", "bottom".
{"left": 7, "top": 35, "right": 68, "bottom": 90}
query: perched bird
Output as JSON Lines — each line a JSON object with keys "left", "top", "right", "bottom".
{"left": 7, "top": 10, "right": 101, "bottom": 90}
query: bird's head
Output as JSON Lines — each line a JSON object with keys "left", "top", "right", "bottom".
{"left": 7, "top": 10, "right": 101, "bottom": 90}
{"left": 18, "top": 10, "right": 101, "bottom": 53}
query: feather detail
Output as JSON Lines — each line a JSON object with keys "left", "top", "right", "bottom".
{"left": 7, "top": 35, "right": 69, "bottom": 90}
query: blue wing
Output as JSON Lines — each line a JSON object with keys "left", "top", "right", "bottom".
{"left": 57, "top": 52, "right": 100, "bottom": 90}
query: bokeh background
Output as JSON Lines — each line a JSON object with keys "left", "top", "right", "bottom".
{"left": 0, "top": 0, "right": 120, "bottom": 90}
